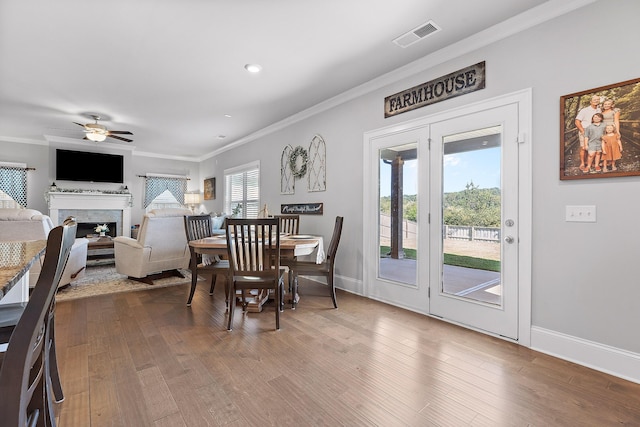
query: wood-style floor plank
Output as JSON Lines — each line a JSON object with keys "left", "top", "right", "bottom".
{"left": 54, "top": 279, "right": 640, "bottom": 426}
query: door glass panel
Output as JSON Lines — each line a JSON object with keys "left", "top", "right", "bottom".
{"left": 441, "top": 126, "right": 502, "bottom": 305}
{"left": 378, "top": 143, "right": 417, "bottom": 285}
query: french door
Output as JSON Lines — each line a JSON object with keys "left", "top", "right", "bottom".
{"left": 363, "top": 90, "right": 531, "bottom": 342}
{"left": 429, "top": 104, "right": 519, "bottom": 339}
{"left": 364, "top": 127, "right": 429, "bottom": 312}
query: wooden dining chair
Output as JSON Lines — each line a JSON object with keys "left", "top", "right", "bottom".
{"left": 274, "top": 214, "right": 300, "bottom": 235}
{"left": 0, "top": 219, "right": 76, "bottom": 426}
{"left": 184, "top": 215, "right": 230, "bottom": 308}
{"left": 281, "top": 216, "right": 343, "bottom": 309}
{"left": 225, "top": 218, "right": 285, "bottom": 330}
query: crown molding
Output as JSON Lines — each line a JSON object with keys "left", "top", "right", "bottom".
{"left": 0, "top": 135, "right": 49, "bottom": 146}
{"left": 200, "top": 0, "right": 596, "bottom": 159}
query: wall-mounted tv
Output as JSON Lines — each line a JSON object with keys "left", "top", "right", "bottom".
{"left": 56, "top": 149, "right": 124, "bottom": 183}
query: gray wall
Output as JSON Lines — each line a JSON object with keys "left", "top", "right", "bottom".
{"left": 2, "top": 0, "right": 638, "bottom": 377}
{"left": 201, "top": 0, "right": 640, "bottom": 358}
{"left": 0, "top": 139, "right": 200, "bottom": 225}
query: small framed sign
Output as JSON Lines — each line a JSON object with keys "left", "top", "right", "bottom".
{"left": 281, "top": 203, "right": 323, "bottom": 215}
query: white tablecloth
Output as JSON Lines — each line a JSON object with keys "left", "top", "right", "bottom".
{"left": 293, "top": 236, "right": 324, "bottom": 264}
{"left": 200, "top": 235, "right": 324, "bottom": 265}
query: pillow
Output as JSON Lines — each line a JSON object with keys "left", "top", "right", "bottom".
{"left": 212, "top": 214, "right": 226, "bottom": 230}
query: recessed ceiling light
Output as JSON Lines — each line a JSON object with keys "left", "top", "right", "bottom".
{"left": 224, "top": 114, "right": 232, "bottom": 118}
{"left": 244, "top": 64, "right": 262, "bottom": 73}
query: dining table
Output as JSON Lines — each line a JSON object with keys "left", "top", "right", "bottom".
{"left": 188, "top": 233, "right": 324, "bottom": 312}
{"left": 0, "top": 240, "right": 46, "bottom": 305}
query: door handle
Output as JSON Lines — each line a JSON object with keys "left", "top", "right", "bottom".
{"left": 504, "top": 236, "right": 515, "bottom": 244}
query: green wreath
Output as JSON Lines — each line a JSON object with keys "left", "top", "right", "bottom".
{"left": 289, "top": 146, "right": 308, "bottom": 178}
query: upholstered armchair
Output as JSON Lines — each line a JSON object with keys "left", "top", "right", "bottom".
{"left": 113, "top": 208, "right": 191, "bottom": 282}
{"left": 0, "top": 208, "right": 88, "bottom": 287}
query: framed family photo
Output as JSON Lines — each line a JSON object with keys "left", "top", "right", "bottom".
{"left": 560, "top": 77, "right": 640, "bottom": 180}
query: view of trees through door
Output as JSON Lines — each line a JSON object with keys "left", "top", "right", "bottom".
{"left": 441, "top": 126, "right": 502, "bottom": 305}
{"left": 378, "top": 130, "right": 502, "bottom": 304}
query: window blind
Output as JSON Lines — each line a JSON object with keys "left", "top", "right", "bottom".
{"left": 224, "top": 162, "right": 260, "bottom": 218}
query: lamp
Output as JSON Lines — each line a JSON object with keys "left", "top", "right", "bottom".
{"left": 184, "top": 192, "right": 202, "bottom": 213}
{"left": 86, "top": 132, "right": 107, "bottom": 142}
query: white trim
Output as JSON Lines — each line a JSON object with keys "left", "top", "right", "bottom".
{"left": 0, "top": 136, "right": 49, "bottom": 146}
{"left": 223, "top": 160, "right": 260, "bottom": 176}
{"left": 363, "top": 88, "right": 533, "bottom": 346}
{"left": 531, "top": 326, "right": 640, "bottom": 385}
{"left": 199, "top": 0, "right": 593, "bottom": 160}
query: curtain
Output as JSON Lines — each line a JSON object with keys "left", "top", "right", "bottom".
{"left": 0, "top": 165, "right": 27, "bottom": 207}
{"left": 144, "top": 175, "right": 187, "bottom": 208}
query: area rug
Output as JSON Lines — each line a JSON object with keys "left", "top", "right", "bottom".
{"left": 56, "top": 264, "right": 191, "bottom": 301}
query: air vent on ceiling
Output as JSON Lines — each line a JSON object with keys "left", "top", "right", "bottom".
{"left": 393, "top": 20, "right": 441, "bottom": 48}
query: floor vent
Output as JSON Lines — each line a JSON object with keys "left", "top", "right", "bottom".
{"left": 393, "top": 20, "right": 441, "bottom": 48}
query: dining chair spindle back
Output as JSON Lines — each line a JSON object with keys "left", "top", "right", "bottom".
{"left": 184, "top": 215, "right": 230, "bottom": 307}
{"left": 274, "top": 214, "right": 300, "bottom": 235}
{"left": 281, "top": 216, "right": 343, "bottom": 309}
{"left": 225, "top": 218, "right": 285, "bottom": 330}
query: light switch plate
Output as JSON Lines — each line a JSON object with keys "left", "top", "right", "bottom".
{"left": 566, "top": 205, "right": 596, "bottom": 222}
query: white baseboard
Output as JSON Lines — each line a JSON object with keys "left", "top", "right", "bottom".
{"left": 316, "top": 276, "right": 640, "bottom": 384}
{"left": 531, "top": 326, "right": 640, "bottom": 384}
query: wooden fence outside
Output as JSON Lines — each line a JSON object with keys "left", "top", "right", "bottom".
{"left": 379, "top": 214, "right": 500, "bottom": 248}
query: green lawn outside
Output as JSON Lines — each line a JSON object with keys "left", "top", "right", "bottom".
{"left": 380, "top": 246, "right": 500, "bottom": 272}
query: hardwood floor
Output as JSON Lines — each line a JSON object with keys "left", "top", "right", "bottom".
{"left": 54, "top": 279, "right": 640, "bottom": 426}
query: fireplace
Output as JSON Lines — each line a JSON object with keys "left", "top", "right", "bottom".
{"left": 46, "top": 191, "right": 133, "bottom": 237}
{"left": 76, "top": 222, "right": 117, "bottom": 238}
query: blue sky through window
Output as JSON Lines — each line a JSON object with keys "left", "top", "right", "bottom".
{"left": 380, "top": 146, "right": 500, "bottom": 196}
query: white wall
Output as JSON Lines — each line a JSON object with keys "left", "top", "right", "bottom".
{"left": 200, "top": 0, "right": 640, "bottom": 380}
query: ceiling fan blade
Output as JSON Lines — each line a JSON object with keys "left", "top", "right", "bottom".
{"left": 73, "top": 122, "right": 87, "bottom": 128}
{"left": 108, "top": 130, "right": 133, "bottom": 135}
{"left": 108, "top": 134, "right": 133, "bottom": 143}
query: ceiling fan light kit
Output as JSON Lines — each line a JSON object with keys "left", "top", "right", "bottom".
{"left": 86, "top": 132, "right": 107, "bottom": 142}
{"left": 73, "top": 115, "right": 134, "bottom": 143}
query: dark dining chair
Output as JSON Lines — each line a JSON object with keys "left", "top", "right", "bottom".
{"left": 273, "top": 214, "right": 300, "bottom": 235}
{"left": 0, "top": 219, "right": 76, "bottom": 426}
{"left": 281, "top": 216, "right": 343, "bottom": 309}
{"left": 184, "top": 215, "right": 230, "bottom": 308}
{"left": 225, "top": 218, "right": 285, "bottom": 330}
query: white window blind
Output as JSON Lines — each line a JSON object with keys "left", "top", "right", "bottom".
{"left": 225, "top": 161, "right": 260, "bottom": 218}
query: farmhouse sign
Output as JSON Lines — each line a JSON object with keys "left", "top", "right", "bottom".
{"left": 384, "top": 61, "right": 486, "bottom": 118}
{"left": 281, "top": 203, "right": 323, "bottom": 215}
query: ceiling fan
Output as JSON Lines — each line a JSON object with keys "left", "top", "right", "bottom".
{"left": 73, "top": 115, "right": 133, "bottom": 143}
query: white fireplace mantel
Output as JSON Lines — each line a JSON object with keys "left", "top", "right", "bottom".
{"left": 46, "top": 191, "right": 133, "bottom": 237}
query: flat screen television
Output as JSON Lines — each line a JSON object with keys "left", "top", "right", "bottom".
{"left": 56, "top": 149, "right": 124, "bottom": 183}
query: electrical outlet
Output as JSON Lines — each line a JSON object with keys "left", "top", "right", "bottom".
{"left": 565, "top": 205, "right": 596, "bottom": 222}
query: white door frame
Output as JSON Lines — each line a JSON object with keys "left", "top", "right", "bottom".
{"left": 363, "top": 88, "right": 532, "bottom": 345}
